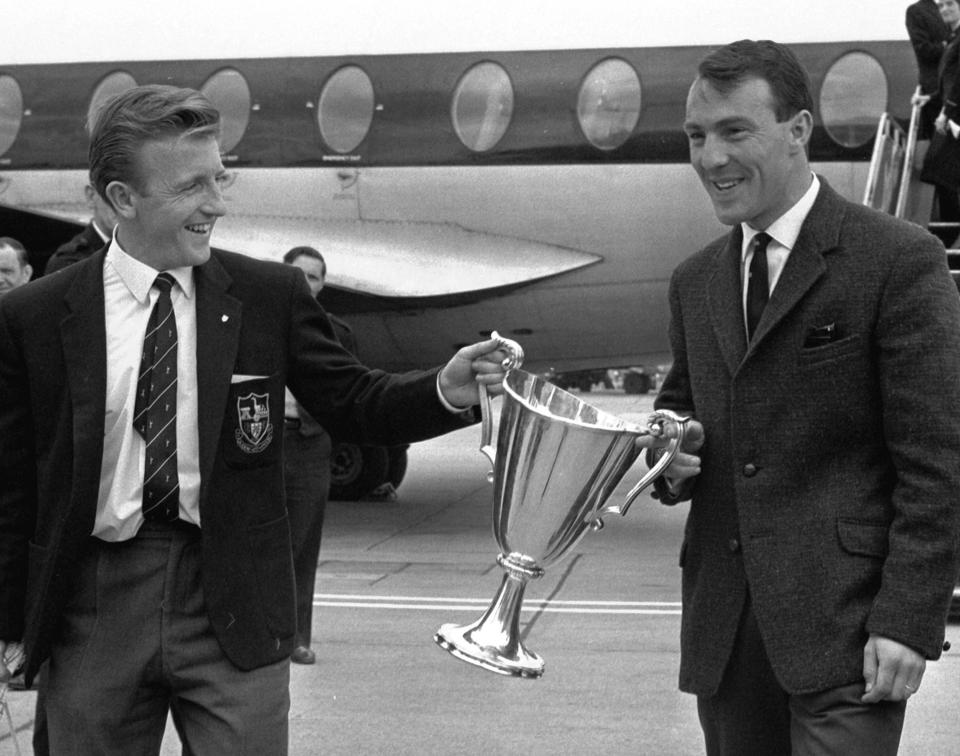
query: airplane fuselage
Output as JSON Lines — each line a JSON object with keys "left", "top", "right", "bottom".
{"left": 0, "top": 40, "right": 916, "bottom": 372}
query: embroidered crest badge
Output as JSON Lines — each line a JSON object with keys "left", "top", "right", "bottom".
{"left": 235, "top": 392, "right": 274, "bottom": 453}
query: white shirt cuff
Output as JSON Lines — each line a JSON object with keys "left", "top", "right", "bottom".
{"left": 436, "top": 373, "right": 473, "bottom": 413}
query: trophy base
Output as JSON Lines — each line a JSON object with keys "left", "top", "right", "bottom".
{"left": 434, "top": 622, "right": 544, "bottom": 679}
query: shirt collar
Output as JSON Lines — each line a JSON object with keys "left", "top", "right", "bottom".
{"left": 105, "top": 236, "right": 196, "bottom": 304}
{"left": 741, "top": 173, "right": 820, "bottom": 258}
{"left": 92, "top": 220, "right": 113, "bottom": 244}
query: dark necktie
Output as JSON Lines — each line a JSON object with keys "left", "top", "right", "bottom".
{"left": 746, "top": 232, "right": 771, "bottom": 341}
{"left": 133, "top": 273, "right": 180, "bottom": 521}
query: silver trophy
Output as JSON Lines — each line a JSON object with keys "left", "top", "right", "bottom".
{"left": 434, "top": 334, "right": 688, "bottom": 678}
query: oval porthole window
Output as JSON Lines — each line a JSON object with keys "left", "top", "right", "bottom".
{"left": 317, "top": 65, "right": 375, "bottom": 154}
{"left": 450, "top": 62, "right": 514, "bottom": 152}
{"left": 820, "top": 52, "right": 887, "bottom": 149}
{"left": 577, "top": 58, "right": 641, "bottom": 151}
{"left": 87, "top": 71, "right": 137, "bottom": 133}
{"left": 201, "top": 68, "right": 251, "bottom": 154}
{"left": 0, "top": 75, "right": 24, "bottom": 157}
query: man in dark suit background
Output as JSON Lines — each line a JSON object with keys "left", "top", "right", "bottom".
{"left": 280, "top": 244, "right": 352, "bottom": 666}
{"left": 0, "top": 237, "right": 32, "bottom": 296}
{"left": 652, "top": 40, "right": 960, "bottom": 755}
{"left": 0, "top": 85, "right": 512, "bottom": 755}
{"left": 907, "top": 0, "right": 951, "bottom": 139}
{"left": 44, "top": 183, "right": 117, "bottom": 275}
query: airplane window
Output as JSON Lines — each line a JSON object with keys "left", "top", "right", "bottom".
{"left": 87, "top": 71, "right": 137, "bottom": 132}
{"left": 820, "top": 52, "right": 887, "bottom": 149}
{"left": 577, "top": 58, "right": 641, "bottom": 151}
{"left": 318, "top": 65, "right": 375, "bottom": 155}
{"left": 201, "top": 68, "right": 251, "bottom": 155}
{"left": 0, "top": 75, "right": 23, "bottom": 158}
{"left": 450, "top": 62, "right": 514, "bottom": 152}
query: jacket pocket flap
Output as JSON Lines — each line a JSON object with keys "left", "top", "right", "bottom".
{"left": 837, "top": 518, "right": 889, "bottom": 558}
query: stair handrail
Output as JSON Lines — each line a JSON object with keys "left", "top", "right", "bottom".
{"left": 863, "top": 112, "right": 907, "bottom": 215}
{"left": 894, "top": 86, "right": 925, "bottom": 219}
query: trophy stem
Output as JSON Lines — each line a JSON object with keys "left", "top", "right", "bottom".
{"left": 434, "top": 563, "right": 544, "bottom": 678}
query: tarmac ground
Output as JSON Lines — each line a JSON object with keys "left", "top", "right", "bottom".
{"left": 2, "top": 391, "right": 958, "bottom": 754}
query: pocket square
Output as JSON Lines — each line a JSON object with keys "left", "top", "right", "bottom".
{"left": 231, "top": 374, "right": 269, "bottom": 383}
{"left": 804, "top": 322, "right": 838, "bottom": 347}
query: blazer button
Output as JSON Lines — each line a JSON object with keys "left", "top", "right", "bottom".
{"left": 727, "top": 538, "right": 741, "bottom": 553}
{"left": 743, "top": 463, "right": 758, "bottom": 477}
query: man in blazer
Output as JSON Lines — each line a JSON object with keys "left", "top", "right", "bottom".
{"left": 652, "top": 40, "right": 960, "bottom": 755}
{"left": 0, "top": 85, "right": 513, "bottom": 755}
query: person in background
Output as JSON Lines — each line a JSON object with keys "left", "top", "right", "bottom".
{"left": 652, "top": 39, "right": 960, "bottom": 755}
{"left": 926, "top": 0, "right": 960, "bottom": 243}
{"left": 0, "top": 237, "right": 32, "bottom": 297}
{"left": 280, "top": 245, "right": 352, "bottom": 666}
{"left": 45, "top": 184, "right": 118, "bottom": 275}
{"left": 907, "top": 0, "right": 951, "bottom": 139}
{"left": 0, "top": 84, "right": 512, "bottom": 756}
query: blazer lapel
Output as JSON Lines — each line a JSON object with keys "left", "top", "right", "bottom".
{"left": 707, "top": 227, "right": 749, "bottom": 374}
{"left": 194, "top": 253, "right": 242, "bottom": 494}
{"left": 60, "top": 252, "right": 108, "bottom": 512}
{"left": 750, "top": 180, "right": 845, "bottom": 345}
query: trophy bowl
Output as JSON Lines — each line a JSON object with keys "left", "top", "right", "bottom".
{"left": 434, "top": 363, "right": 687, "bottom": 678}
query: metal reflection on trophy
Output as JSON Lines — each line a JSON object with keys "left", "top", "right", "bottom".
{"left": 434, "top": 338, "right": 688, "bottom": 678}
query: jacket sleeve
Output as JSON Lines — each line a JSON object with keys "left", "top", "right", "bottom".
{"left": 867, "top": 230, "right": 960, "bottom": 659}
{"left": 283, "top": 270, "right": 473, "bottom": 447}
{"left": 907, "top": 6, "right": 948, "bottom": 68}
{"left": 0, "top": 301, "right": 36, "bottom": 642}
{"left": 941, "top": 41, "right": 960, "bottom": 119}
{"left": 650, "top": 264, "right": 698, "bottom": 504}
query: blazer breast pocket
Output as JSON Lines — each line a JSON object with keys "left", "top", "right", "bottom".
{"left": 797, "top": 333, "right": 862, "bottom": 366}
{"left": 222, "top": 373, "right": 283, "bottom": 469}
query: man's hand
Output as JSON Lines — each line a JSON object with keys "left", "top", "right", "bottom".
{"left": 0, "top": 640, "right": 24, "bottom": 684}
{"left": 640, "top": 418, "right": 705, "bottom": 482}
{"left": 861, "top": 633, "right": 926, "bottom": 703}
{"left": 438, "top": 337, "right": 516, "bottom": 408}
{"left": 936, "top": 110, "right": 949, "bottom": 135}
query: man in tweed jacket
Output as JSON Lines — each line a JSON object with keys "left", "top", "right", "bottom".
{"left": 653, "top": 39, "right": 960, "bottom": 755}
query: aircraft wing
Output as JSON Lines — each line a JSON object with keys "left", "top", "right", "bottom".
{"left": 210, "top": 215, "right": 601, "bottom": 298}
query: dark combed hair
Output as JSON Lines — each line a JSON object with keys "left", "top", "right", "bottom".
{"left": 88, "top": 84, "right": 221, "bottom": 203}
{"left": 697, "top": 39, "right": 814, "bottom": 122}
{"left": 283, "top": 245, "right": 326, "bottom": 276}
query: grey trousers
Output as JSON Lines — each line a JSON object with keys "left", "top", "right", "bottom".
{"left": 697, "top": 596, "right": 906, "bottom": 756}
{"left": 45, "top": 523, "right": 290, "bottom": 756}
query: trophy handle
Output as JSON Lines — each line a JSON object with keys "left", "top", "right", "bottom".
{"left": 479, "top": 331, "right": 524, "bottom": 470}
{"left": 597, "top": 410, "right": 691, "bottom": 520}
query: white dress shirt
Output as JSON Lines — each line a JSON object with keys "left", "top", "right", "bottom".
{"left": 94, "top": 240, "right": 201, "bottom": 540}
{"left": 740, "top": 174, "right": 820, "bottom": 340}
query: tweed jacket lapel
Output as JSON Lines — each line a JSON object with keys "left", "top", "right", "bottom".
{"left": 750, "top": 181, "right": 845, "bottom": 347}
{"left": 707, "top": 179, "right": 845, "bottom": 371}
{"left": 193, "top": 253, "right": 242, "bottom": 498}
{"left": 707, "top": 226, "right": 749, "bottom": 375}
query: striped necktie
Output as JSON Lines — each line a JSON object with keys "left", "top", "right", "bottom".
{"left": 132, "top": 273, "right": 180, "bottom": 521}
{"left": 746, "top": 232, "right": 771, "bottom": 341}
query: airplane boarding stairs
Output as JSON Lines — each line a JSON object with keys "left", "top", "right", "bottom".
{"left": 863, "top": 87, "right": 960, "bottom": 285}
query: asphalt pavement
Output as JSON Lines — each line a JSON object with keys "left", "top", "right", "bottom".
{"left": 2, "top": 391, "right": 958, "bottom": 754}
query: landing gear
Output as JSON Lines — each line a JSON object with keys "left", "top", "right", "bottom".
{"left": 329, "top": 443, "right": 409, "bottom": 501}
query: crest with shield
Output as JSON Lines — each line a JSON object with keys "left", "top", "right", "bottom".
{"left": 235, "top": 392, "right": 273, "bottom": 454}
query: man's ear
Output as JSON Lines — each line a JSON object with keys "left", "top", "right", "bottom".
{"left": 789, "top": 109, "right": 814, "bottom": 151}
{"left": 104, "top": 181, "right": 137, "bottom": 219}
